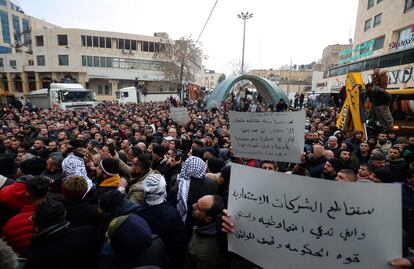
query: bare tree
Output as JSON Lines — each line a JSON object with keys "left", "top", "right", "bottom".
{"left": 229, "top": 59, "right": 250, "bottom": 76}
{"left": 153, "top": 36, "right": 204, "bottom": 93}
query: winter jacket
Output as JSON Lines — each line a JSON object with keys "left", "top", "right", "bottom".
{"left": 99, "top": 235, "right": 169, "bottom": 269}
{"left": 387, "top": 157, "right": 407, "bottom": 181}
{"left": 93, "top": 174, "right": 121, "bottom": 200}
{"left": 2, "top": 203, "right": 35, "bottom": 256}
{"left": 308, "top": 157, "right": 327, "bottom": 178}
{"left": 26, "top": 223, "right": 98, "bottom": 269}
{"left": 64, "top": 198, "right": 100, "bottom": 228}
{"left": 138, "top": 202, "right": 187, "bottom": 269}
{"left": 127, "top": 169, "right": 154, "bottom": 204}
{"left": 0, "top": 175, "right": 33, "bottom": 210}
{"left": 185, "top": 222, "right": 226, "bottom": 269}
{"left": 185, "top": 178, "right": 218, "bottom": 235}
{"left": 377, "top": 140, "right": 392, "bottom": 155}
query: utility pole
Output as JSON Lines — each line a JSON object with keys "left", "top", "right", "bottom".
{"left": 237, "top": 12, "right": 253, "bottom": 75}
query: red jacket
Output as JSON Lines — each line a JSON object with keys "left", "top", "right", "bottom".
{"left": 3, "top": 203, "right": 35, "bottom": 256}
{"left": 0, "top": 182, "right": 31, "bottom": 210}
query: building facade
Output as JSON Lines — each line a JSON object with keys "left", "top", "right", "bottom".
{"left": 314, "top": 0, "right": 414, "bottom": 93}
{"left": 353, "top": 0, "right": 414, "bottom": 59}
{"left": 202, "top": 69, "right": 225, "bottom": 91}
{"left": 0, "top": 0, "right": 203, "bottom": 101}
{"left": 248, "top": 68, "right": 312, "bottom": 95}
{"left": 321, "top": 44, "right": 353, "bottom": 74}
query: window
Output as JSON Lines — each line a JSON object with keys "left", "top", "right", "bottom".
{"left": 377, "top": 0, "right": 383, "bottom": 3}
{"left": 379, "top": 53, "right": 402, "bottom": 68}
{"left": 106, "top": 57, "right": 112, "bottom": 67}
{"left": 0, "top": 58, "right": 3, "bottom": 67}
{"left": 104, "top": 85, "right": 110, "bottom": 95}
{"left": 35, "top": 35, "right": 44, "bottom": 46}
{"left": 0, "top": 0, "right": 7, "bottom": 6}
{"left": 97, "top": 85, "right": 103, "bottom": 95}
{"left": 373, "top": 36, "right": 385, "bottom": 50}
{"left": 57, "top": 35, "right": 68, "bottom": 46}
{"left": 93, "top": 56, "right": 99, "bottom": 67}
{"left": 123, "top": 92, "right": 129, "bottom": 98}
{"left": 405, "top": 0, "right": 414, "bottom": 12}
{"left": 365, "top": 58, "right": 379, "bottom": 70}
{"left": 12, "top": 15, "right": 20, "bottom": 43}
{"left": 9, "top": 60, "right": 16, "bottom": 68}
{"left": 93, "top": 36, "right": 98, "bottom": 47}
{"left": 82, "top": 55, "right": 87, "bottom": 66}
{"left": 28, "top": 59, "right": 34, "bottom": 66}
{"left": 37, "top": 55, "right": 45, "bottom": 66}
{"left": 0, "top": 10, "right": 11, "bottom": 44}
{"left": 364, "top": 18, "right": 372, "bottom": 32}
{"left": 149, "top": 42, "right": 155, "bottom": 52}
{"left": 125, "top": 39, "right": 130, "bottom": 50}
{"left": 373, "top": 13, "right": 382, "bottom": 27}
{"left": 131, "top": 40, "right": 136, "bottom": 50}
{"left": 118, "top": 39, "right": 124, "bottom": 50}
{"left": 99, "top": 37, "right": 105, "bottom": 48}
{"left": 22, "top": 19, "right": 29, "bottom": 45}
{"left": 401, "top": 49, "right": 414, "bottom": 65}
{"left": 81, "top": 35, "right": 86, "bottom": 46}
{"left": 86, "top": 36, "right": 92, "bottom": 47}
{"left": 143, "top": 41, "right": 149, "bottom": 51}
{"left": 58, "top": 55, "right": 69, "bottom": 66}
{"left": 367, "top": 0, "right": 375, "bottom": 9}
{"left": 87, "top": 56, "right": 93, "bottom": 66}
{"left": 397, "top": 27, "right": 413, "bottom": 50}
{"left": 106, "top": 37, "right": 111, "bottom": 48}
{"left": 100, "top": 56, "right": 106, "bottom": 67}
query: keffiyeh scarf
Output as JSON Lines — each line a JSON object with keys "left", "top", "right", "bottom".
{"left": 176, "top": 156, "right": 206, "bottom": 223}
{"left": 62, "top": 154, "right": 94, "bottom": 193}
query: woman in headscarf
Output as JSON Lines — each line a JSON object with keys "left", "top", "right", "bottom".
{"left": 176, "top": 156, "right": 218, "bottom": 235}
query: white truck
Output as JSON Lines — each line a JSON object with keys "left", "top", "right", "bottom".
{"left": 116, "top": 86, "right": 180, "bottom": 104}
{"left": 25, "top": 83, "right": 95, "bottom": 110}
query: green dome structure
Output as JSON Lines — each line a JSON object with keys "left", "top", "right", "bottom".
{"left": 206, "top": 75, "right": 289, "bottom": 110}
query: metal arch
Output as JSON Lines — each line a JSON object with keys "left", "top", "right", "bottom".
{"left": 206, "top": 74, "right": 289, "bottom": 109}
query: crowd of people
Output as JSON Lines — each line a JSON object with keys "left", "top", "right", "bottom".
{"left": 0, "top": 89, "right": 413, "bottom": 268}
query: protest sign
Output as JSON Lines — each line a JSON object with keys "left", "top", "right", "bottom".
{"left": 229, "top": 111, "right": 305, "bottom": 163}
{"left": 170, "top": 107, "right": 190, "bottom": 123}
{"left": 228, "top": 163, "right": 402, "bottom": 269}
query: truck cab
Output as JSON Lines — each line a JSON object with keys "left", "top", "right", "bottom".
{"left": 26, "top": 83, "right": 95, "bottom": 110}
{"left": 116, "top": 87, "right": 138, "bottom": 104}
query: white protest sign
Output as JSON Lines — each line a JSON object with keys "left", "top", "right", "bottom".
{"left": 228, "top": 163, "right": 402, "bottom": 269}
{"left": 229, "top": 111, "right": 305, "bottom": 163}
{"left": 170, "top": 107, "right": 190, "bottom": 123}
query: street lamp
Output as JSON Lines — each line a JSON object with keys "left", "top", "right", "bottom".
{"left": 237, "top": 12, "right": 253, "bottom": 75}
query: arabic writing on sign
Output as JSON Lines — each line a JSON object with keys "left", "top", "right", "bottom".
{"left": 227, "top": 163, "right": 402, "bottom": 269}
{"left": 170, "top": 107, "right": 190, "bottom": 123}
{"left": 229, "top": 111, "right": 305, "bottom": 163}
{"left": 232, "top": 188, "right": 375, "bottom": 219}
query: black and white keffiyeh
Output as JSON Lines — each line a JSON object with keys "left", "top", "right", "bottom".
{"left": 176, "top": 156, "right": 206, "bottom": 223}
{"left": 62, "top": 154, "right": 94, "bottom": 193}
{"left": 144, "top": 173, "right": 167, "bottom": 206}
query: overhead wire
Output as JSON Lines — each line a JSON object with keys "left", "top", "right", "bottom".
{"left": 195, "top": 0, "right": 219, "bottom": 47}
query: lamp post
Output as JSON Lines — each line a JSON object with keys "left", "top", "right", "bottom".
{"left": 237, "top": 12, "right": 253, "bottom": 75}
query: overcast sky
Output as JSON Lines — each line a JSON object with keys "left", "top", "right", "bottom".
{"left": 18, "top": 0, "right": 358, "bottom": 75}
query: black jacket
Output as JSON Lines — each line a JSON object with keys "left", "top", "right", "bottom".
{"left": 99, "top": 235, "right": 169, "bottom": 269}
{"left": 138, "top": 202, "right": 187, "bottom": 269}
{"left": 64, "top": 198, "right": 101, "bottom": 228}
{"left": 26, "top": 223, "right": 98, "bottom": 269}
{"left": 185, "top": 177, "right": 218, "bottom": 235}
